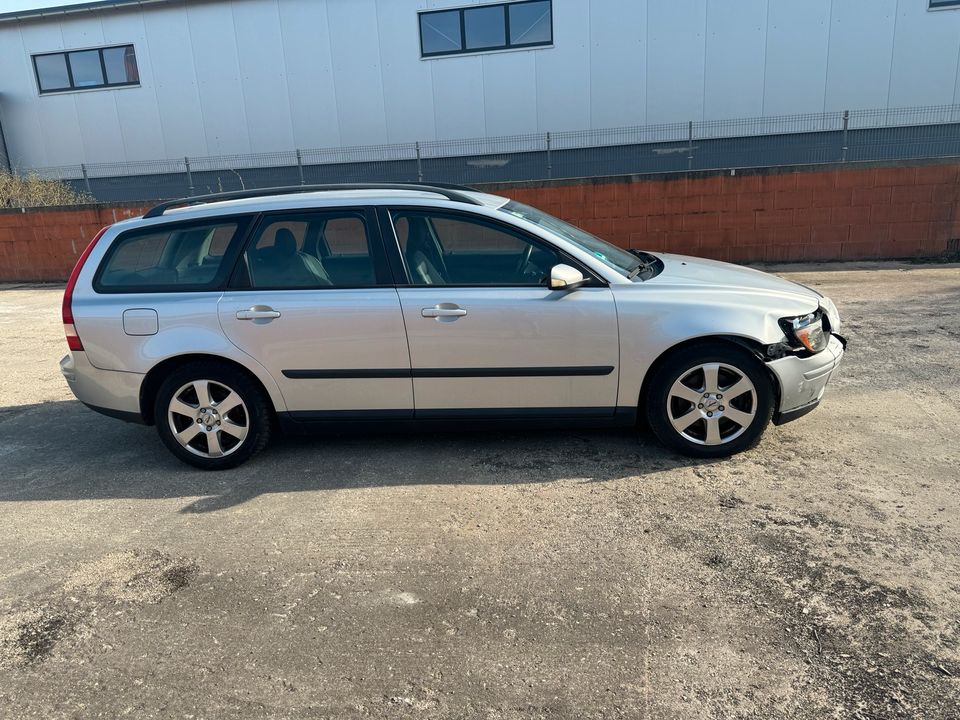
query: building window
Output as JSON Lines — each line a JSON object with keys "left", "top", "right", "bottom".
{"left": 33, "top": 44, "right": 139, "bottom": 94}
{"left": 930, "top": 0, "right": 960, "bottom": 8}
{"left": 419, "top": 1, "right": 552, "bottom": 58}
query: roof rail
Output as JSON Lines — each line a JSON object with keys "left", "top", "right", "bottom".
{"left": 142, "top": 183, "right": 483, "bottom": 219}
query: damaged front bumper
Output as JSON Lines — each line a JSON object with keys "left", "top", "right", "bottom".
{"left": 767, "top": 333, "right": 846, "bottom": 425}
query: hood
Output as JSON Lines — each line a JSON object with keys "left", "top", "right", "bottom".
{"left": 646, "top": 253, "right": 822, "bottom": 304}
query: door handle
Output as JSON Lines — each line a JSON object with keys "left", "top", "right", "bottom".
{"left": 422, "top": 305, "right": 467, "bottom": 318}
{"left": 236, "top": 306, "right": 281, "bottom": 320}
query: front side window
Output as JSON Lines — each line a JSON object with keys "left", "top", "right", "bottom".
{"left": 241, "top": 211, "right": 379, "bottom": 289}
{"left": 96, "top": 220, "right": 246, "bottom": 292}
{"left": 390, "top": 210, "right": 559, "bottom": 286}
{"left": 33, "top": 44, "right": 139, "bottom": 94}
{"left": 419, "top": 1, "right": 553, "bottom": 58}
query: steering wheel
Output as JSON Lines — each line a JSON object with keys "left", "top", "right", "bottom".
{"left": 514, "top": 244, "right": 534, "bottom": 276}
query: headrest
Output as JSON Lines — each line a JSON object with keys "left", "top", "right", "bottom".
{"left": 273, "top": 229, "right": 297, "bottom": 255}
{"left": 405, "top": 216, "right": 429, "bottom": 249}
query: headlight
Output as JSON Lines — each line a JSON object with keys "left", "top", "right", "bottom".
{"left": 779, "top": 312, "right": 829, "bottom": 353}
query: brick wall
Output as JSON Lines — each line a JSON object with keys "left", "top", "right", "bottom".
{"left": 1, "top": 162, "right": 958, "bottom": 282}
{"left": 0, "top": 203, "right": 148, "bottom": 282}
{"left": 489, "top": 162, "right": 960, "bottom": 263}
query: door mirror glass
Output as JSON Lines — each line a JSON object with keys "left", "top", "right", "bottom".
{"left": 549, "top": 264, "right": 586, "bottom": 291}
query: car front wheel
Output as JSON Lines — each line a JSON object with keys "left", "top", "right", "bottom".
{"left": 645, "top": 342, "right": 775, "bottom": 458}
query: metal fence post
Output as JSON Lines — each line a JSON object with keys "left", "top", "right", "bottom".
{"left": 80, "top": 163, "right": 92, "bottom": 195}
{"left": 415, "top": 142, "right": 423, "bottom": 182}
{"left": 687, "top": 121, "right": 694, "bottom": 171}
{"left": 296, "top": 149, "right": 305, "bottom": 185}
{"left": 546, "top": 132, "right": 553, "bottom": 179}
{"left": 841, "top": 110, "right": 850, "bottom": 163}
{"left": 184, "top": 156, "right": 194, "bottom": 196}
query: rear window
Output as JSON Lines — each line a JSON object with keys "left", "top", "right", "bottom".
{"left": 95, "top": 219, "right": 248, "bottom": 292}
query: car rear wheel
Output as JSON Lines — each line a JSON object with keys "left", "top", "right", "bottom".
{"left": 645, "top": 342, "right": 774, "bottom": 458}
{"left": 154, "top": 361, "right": 271, "bottom": 470}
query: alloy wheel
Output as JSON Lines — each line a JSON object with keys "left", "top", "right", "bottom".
{"left": 666, "top": 362, "right": 757, "bottom": 446}
{"left": 167, "top": 379, "right": 249, "bottom": 458}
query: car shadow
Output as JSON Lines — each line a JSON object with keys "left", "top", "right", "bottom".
{"left": 0, "top": 399, "right": 716, "bottom": 513}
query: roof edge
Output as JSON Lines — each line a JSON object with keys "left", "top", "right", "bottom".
{"left": 0, "top": 0, "right": 174, "bottom": 24}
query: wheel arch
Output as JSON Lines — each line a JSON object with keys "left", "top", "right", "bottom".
{"left": 139, "top": 353, "right": 278, "bottom": 426}
{"left": 637, "top": 334, "right": 780, "bottom": 413}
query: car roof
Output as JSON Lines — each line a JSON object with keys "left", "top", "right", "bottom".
{"left": 175, "top": 188, "right": 506, "bottom": 212}
{"left": 132, "top": 187, "right": 510, "bottom": 225}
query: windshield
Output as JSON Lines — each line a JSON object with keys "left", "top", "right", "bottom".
{"left": 500, "top": 200, "right": 645, "bottom": 278}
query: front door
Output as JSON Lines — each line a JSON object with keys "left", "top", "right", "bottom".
{"left": 218, "top": 208, "right": 413, "bottom": 418}
{"left": 386, "top": 209, "right": 620, "bottom": 418}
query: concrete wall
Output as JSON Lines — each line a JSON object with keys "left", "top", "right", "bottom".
{"left": 1, "top": 0, "right": 960, "bottom": 170}
{"left": 2, "top": 162, "right": 958, "bottom": 282}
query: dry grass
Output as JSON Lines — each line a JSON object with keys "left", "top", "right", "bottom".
{"left": 0, "top": 171, "right": 92, "bottom": 208}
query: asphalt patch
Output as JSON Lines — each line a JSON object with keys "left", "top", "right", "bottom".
{"left": 0, "top": 549, "right": 197, "bottom": 669}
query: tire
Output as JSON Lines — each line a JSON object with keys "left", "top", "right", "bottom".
{"left": 644, "top": 342, "right": 774, "bottom": 459}
{"left": 154, "top": 361, "right": 272, "bottom": 470}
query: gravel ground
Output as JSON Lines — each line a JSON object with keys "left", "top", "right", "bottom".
{"left": 0, "top": 263, "right": 958, "bottom": 719}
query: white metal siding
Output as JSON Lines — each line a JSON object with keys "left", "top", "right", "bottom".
{"left": 762, "top": 0, "right": 832, "bottom": 116}
{"left": 704, "top": 0, "right": 767, "bottom": 120}
{"left": 0, "top": 0, "right": 959, "bottom": 170}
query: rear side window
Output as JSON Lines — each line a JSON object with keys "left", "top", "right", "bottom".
{"left": 239, "top": 210, "right": 380, "bottom": 289}
{"left": 95, "top": 219, "right": 248, "bottom": 292}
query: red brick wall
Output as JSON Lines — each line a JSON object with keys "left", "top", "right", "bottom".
{"left": 1, "top": 163, "right": 958, "bottom": 282}
{"left": 0, "top": 204, "right": 148, "bottom": 282}
{"left": 491, "top": 163, "right": 960, "bottom": 263}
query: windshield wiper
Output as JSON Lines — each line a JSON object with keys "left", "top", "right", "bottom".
{"left": 627, "top": 250, "right": 659, "bottom": 281}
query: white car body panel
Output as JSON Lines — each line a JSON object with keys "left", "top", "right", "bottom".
{"left": 62, "top": 186, "right": 844, "bottom": 443}
{"left": 218, "top": 288, "right": 413, "bottom": 415}
{"left": 396, "top": 286, "right": 619, "bottom": 413}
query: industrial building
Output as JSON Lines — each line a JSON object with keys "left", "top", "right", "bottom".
{"left": 1, "top": 0, "right": 960, "bottom": 173}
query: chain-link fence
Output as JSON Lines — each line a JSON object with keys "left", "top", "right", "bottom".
{"left": 26, "top": 104, "right": 960, "bottom": 202}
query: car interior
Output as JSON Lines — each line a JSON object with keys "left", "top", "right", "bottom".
{"left": 247, "top": 214, "right": 376, "bottom": 288}
{"left": 98, "top": 223, "right": 237, "bottom": 288}
{"left": 98, "top": 210, "right": 562, "bottom": 291}
{"left": 392, "top": 212, "right": 559, "bottom": 285}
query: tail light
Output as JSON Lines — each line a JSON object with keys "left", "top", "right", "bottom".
{"left": 63, "top": 226, "right": 108, "bottom": 352}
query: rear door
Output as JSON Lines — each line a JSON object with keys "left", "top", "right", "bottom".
{"left": 217, "top": 208, "right": 413, "bottom": 418}
{"left": 383, "top": 208, "right": 620, "bottom": 418}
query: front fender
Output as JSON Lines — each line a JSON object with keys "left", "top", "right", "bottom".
{"left": 612, "top": 286, "right": 818, "bottom": 408}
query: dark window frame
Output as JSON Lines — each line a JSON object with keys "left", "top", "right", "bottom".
{"left": 228, "top": 207, "right": 395, "bottom": 291}
{"left": 930, "top": 0, "right": 960, "bottom": 7}
{"left": 419, "top": 0, "right": 553, "bottom": 58}
{"left": 92, "top": 216, "right": 254, "bottom": 294}
{"left": 32, "top": 44, "right": 139, "bottom": 95}
{"left": 378, "top": 206, "right": 604, "bottom": 289}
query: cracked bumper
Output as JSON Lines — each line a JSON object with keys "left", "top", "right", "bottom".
{"left": 767, "top": 334, "right": 845, "bottom": 425}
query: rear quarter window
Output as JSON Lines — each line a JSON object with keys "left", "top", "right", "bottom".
{"left": 94, "top": 218, "right": 250, "bottom": 293}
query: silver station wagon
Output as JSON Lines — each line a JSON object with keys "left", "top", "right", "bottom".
{"left": 60, "top": 183, "right": 846, "bottom": 469}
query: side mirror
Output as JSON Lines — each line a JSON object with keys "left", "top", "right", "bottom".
{"left": 549, "top": 263, "right": 587, "bottom": 291}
